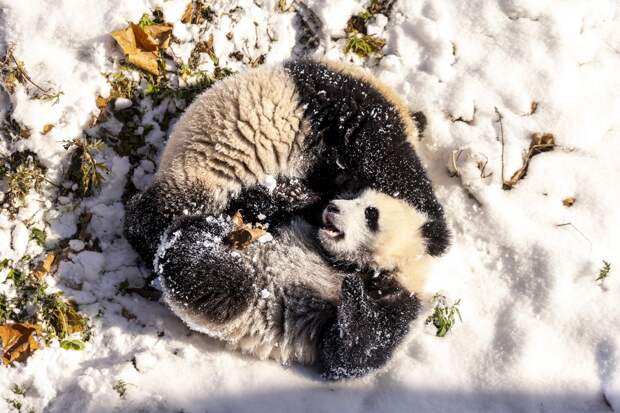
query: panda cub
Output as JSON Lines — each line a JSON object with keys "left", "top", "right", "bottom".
{"left": 124, "top": 59, "right": 451, "bottom": 379}
{"left": 155, "top": 188, "right": 427, "bottom": 379}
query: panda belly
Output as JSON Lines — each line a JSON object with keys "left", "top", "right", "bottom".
{"left": 157, "top": 65, "right": 312, "bottom": 210}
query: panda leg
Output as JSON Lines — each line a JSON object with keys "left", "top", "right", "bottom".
{"left": 317, "top": 275, "right": 419, "bottom": 380}
{"left": 157, "top": 215, "right": 254, "bottom": 325}
{"left": 124, "top": 180, "right": 214, "bottom": 266}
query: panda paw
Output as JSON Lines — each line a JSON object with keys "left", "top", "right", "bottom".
{"left": 317, "top": 275, "right": 418, "bottom": 380}
{"left": 272, "top": 177, "right": 321, "bottom": 210}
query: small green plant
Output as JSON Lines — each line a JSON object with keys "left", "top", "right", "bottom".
{"left": 60, "top": 339, "right": 86, "bottom": 351}
{"left": 1, "top": 45, "right": 63, "bottom": 103}
{"left": 10, "top": 384, "right": 26, "bottom": 396}
{"left": 29, "top": 228, "right": 46, "bottom": 246}
{"left": 65, "top": 138, "right": 109, "bottom": 196}
{"left": 426, "top": 294, "right": 462, "bottom": 337}
{"left": 1, "top": 152, "right": 46, "bottom": 212}
{"left": 38, "top": 292, "right": 88, "bottom": 340}
{"left": 344, "top": 32, "right": 385, "bottom": 57}
{"left": 106, "top": 70, "right": 137, "bottom": 100}
{"left": 596, "top": 260, "right": 612, "bottom": 282}
{"left": 138, "top": 13, "right": 155, "bottom": 27}
{"left": 113, "top": 380, "right": 128, "bottom": 399}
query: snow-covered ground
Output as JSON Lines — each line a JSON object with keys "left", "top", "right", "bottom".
{"left": 1, "top": 0, "right": 620, "bottom": 411}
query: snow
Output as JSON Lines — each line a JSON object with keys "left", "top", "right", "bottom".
{"left": 1, "top": 0, "right": 620, "bottom": 412}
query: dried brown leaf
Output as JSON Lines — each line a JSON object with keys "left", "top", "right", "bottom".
{"left": 181, "top": 2, "right": 193, "bottom": 23}
{"left": 503, "top": 132, "right": 557, "bottom": 190}
{"left": 41, "top": 124, "right": 55, "bottom": 135}
{"left": 530, "top": 101, "right": 539, "bottom": 115}
{"left": 0, "top": 323, "right": 42, "bottom": 365}
{"left": 32, "top": 253, "right": 57, "bottom": 279}
{"left": 95, "top": 95, "right": 109, "bottom": 109}
{"left": 32, "top": 253, "right": 56, "bottom": 279}
{"left": 111, "top": 25, "right": 138, "bottom": 54}
{"left": 142, "top": 24, "right": 173, "bottom": 49}
{"left": 225, "top": 211, "right": 267, "bottom": 249}
{"left": 127, "top": 50, "right": 160, "bottom": 76}
{"left": 562, "top": 197, "right": 576, "bottom": 207}
{"left": 111, "top": 23, "right": 172, "bottom": 75}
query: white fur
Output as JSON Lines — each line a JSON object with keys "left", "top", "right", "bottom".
{"left": 319, "top": 189, "right": 431, "bottom": 293}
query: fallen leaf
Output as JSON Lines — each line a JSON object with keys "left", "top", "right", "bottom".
{"left": 225, "top": 211, "right": 267, "bottom": 249}
{"left": 95, "top": 95, "right": 109, "bottom": 109}
{"left": 530, "top": 132, "right": 555, "bottom": 155}
{"left": 0, "top": 323, "right": 42, "bottom": 365}
{"left": 530, "top": 101, "right": 539, "bottom": 115}
{"left": 60, "top": 339, "right": 85, "bottom": 351}
{"left": 111, "top": 23, "right": 172, "bottom": 75}
{"left": 141, "top": 24, "right": 173, "bottom": 50}
{"left": 181, "top": 3, "right": 193, "bottom": 23}
{"left": 41, "top": 124, "right": 55, "bottom": 135}
{"left": 563, "top": 197, "right": 576, "bottom": 207}
{"left": 32, "top": 253, "right": 57, "bottom": 279}
{"left": 503, "top": 132, "right": 556, "bottom": 190}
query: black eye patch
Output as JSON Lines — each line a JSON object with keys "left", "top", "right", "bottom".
{"left": 365, "top": 206, "right": 379, "bottom": 231}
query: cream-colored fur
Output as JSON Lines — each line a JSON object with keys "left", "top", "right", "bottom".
{"left": 366, "top": 191, "right": 431, "bottom": 294}
{"left": 320, "top": 189, "right": 431, "bottom": 294}
{"left": 157, "top": 65, "right": 311, "bottom": 210}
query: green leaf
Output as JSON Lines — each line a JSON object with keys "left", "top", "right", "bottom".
{"left": 30, "top": 227, "right": 46, "bottom": 246}
{"left": 60, "top": 339, "right": 85, "bottom": 351}
{"left": 0, "top": 259, "right": 11, "bottom": 270}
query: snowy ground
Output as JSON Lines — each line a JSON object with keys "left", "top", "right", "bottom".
{"left": 1, "top": 0, "right": 620, "bottom": 412}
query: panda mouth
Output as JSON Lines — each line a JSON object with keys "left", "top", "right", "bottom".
{"left": 320, "top": 213, "right": 344, "bottom": 240}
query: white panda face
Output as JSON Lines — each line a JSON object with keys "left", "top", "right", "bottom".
{"left": 319, "top": 189, "right": 430, "bottom": 273}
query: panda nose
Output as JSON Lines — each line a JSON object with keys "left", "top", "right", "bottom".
{"left": 326, "top": 203, "right": 340, "bottom": 214}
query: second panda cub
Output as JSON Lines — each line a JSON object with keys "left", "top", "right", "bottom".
{"left": 156, "top": 188, "right": 429, "bottom": 379}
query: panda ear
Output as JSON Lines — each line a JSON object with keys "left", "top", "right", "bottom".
{"left": 421, "top": 219, "right": 450, "bottom": 256}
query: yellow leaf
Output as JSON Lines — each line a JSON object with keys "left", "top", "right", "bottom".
{"left": 127, "top": 50, "right": 160, "bottom": 76}
{"left": 111, "top": 25, "right": 139, "bottom": 55}
{"left": 111, "top": 23, "right": 172, "bottom": 76}
{"left": 95, "top": 95, "right": 109, "bottom": 109}
{"left": 143, "top": 24, "right": 173, "bottom": 49}
{"left": 32, "top": 253, "right": 57, "bottom": 279}
{"left": 131, "top": 23, "right": 158, "bottom": 51}
{"left": 41, "top": 124, "right": 55, "bottom": 135}
{"left": 181, "top": 3, "right": 193, "bottom": 23}
{"left": 562, "top": 197, "right": 576, "bottom": 207}
{"left": 0, "top": 323, "right": 42, "bottom": 366}
{"left": 225, "top": 211, "right": 268, "bottom": 249}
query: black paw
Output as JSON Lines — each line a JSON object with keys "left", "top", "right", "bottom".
{"left": 158, "top": 215, "right": 253, "bottom": 324}
{"left": 272, "top": 177, "right": 321, "bottom": 209}
{"left": 317, "top": 275, "right": 419, "bottom": 380}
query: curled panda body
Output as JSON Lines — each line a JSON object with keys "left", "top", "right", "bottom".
{"left": 124, "top": 60, "right": 450, "bottom": 379}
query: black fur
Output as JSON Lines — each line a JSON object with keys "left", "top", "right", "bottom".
{"left": 157, "top": 215, "right": 254, "bottom": 324}
{"left": 318, "top": 274, "right": 419, "bottom": 380}
{"left": 124, "top": 180, "right": 214, "bottom": 266}
{"left": 365, "top": 206, "right": 379, "bottom": 232}
{"left": 226, "top": 177, "right": 321, "bottom": 231}
{"left": 284, "top": 60, "right": 450, "bottom": 256}
{"left": 411, "top": 110, "right": 427, "bottom": 136}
